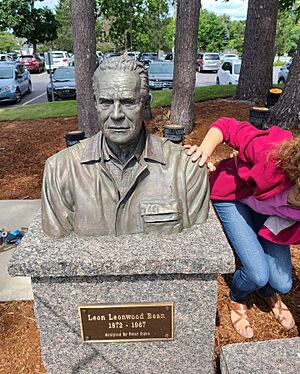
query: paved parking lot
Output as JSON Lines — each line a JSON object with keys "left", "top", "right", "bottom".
{"left": 0, "top": 66, "right": 282, "bottom": 109}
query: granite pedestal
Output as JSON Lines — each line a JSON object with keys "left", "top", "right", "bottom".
{"left": 220, "top": 338, "right": 300, "bottom": 374}
{"left": 9, "top": 211, "right": 234, "bottom": 374}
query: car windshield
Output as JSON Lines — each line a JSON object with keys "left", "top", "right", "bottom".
{"left": 53, "top": 68, "right": 75, "bottom": 81}
{"left": 204, "top": 54, "right": 220, "bottom": 60}
{"left": 224, "top": 55, "right": 236, "bottom": 58}
{"left": 148, "top": 63, "right": 174, "bottom": 75}
{"left": 21, "top": 56, "right": 34, "bottom": 60}
{"left": 0, "top": 67, "right": 13, "bottom": 79}
{"left": 234, "top": 64, "right": 241, "bottom": 74}
{"left": 52, "top": 53, "right": 64, "bottom": 58}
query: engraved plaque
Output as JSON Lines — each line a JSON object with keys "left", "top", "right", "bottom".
{"left": 78, "top": 302, "right": 174, "bottom": 343}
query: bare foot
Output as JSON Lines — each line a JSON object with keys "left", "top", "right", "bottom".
{"left": 230, "top": 301, "right": 254, "bottom": 338}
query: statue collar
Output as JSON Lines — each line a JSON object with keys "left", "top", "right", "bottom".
{"left": 80, "top": 125, "right": 166, "bottom": 165}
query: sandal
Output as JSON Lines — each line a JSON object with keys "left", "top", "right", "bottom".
{"left": 229, "top": 300, "right": 254, "bottom": 338}
{"left": 264, "top": 294, "right": 295, "bottom": 330}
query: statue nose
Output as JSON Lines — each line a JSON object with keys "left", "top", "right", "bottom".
{"left": 111, "top": 101, "right": 125, "bottom": 120}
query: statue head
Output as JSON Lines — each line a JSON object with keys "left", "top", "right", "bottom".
{"left": 93, "top": 56, "right": 150, "bottom": 145}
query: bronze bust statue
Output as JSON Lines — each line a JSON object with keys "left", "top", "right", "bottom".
{"left": 41, "top": 56, "right": 209, "bottom": 237}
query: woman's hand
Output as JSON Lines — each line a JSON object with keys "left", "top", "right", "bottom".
{"left": 184, "top": 127, "right": 224, "bottom": 171}
{"left": 184, "top": 144, "right": 216, "bottom": 172}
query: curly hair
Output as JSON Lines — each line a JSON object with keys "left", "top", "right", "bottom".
{"left": 273, "top": 137, "right": 300, "bottom": 184}
{"left": 93, "top": 55, "right": 149, "bottom": 101}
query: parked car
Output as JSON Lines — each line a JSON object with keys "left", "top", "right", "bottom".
{"left": 221, "top": 53, "right": 240, "bottom": 61}
{"left": 164, "top": 53, "right": 173, "bottom": 61}
{"left": 0, "top": 61, "right": 32, "bottom": 103}
{"left": 18, "top": 54, "right": 45, "bottom": 73}
{"left": 126, "top": 51, "right": 140, "bottom": 60}
{"left": 103, "top": 52, "right": 123, "bottom": 59}
{"left": 147, "top": 61, "right": 174, "bottom": 90}
{"left": 196, "top": 52, "right": 221, "bottom": 72}
{"left": 138, "top": 52, "right": 158, "bottom": 67}
{"left": 44, "top": 51, "right": 70, "bottom": 73}
{"left": 96, "top": 51, "right": 104, "bottom": 64}
{"left": 68, "top": 54, "right": 101, "bottom": 68}
{"left": 0, "top": 53, "right": 13, "bottom": 61}
{"left": 277, "top": 61, "right": 291, "bottom": 84}
{"left": 216, "top": 59, "right": 241, "bottom": 85}
{"left": 47, "top": 66, "right": 76, "bottom": 101}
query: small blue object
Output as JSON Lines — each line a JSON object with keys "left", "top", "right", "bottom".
{"left": 10, "top": 230, "right": 22, "bottom": 236}
{"left": 5, "top": 230, "right": 24, "bottom": 244}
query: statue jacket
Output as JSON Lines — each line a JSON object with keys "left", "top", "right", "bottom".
{"left": 41, "top": 130, "right": 210, "bottom": 238}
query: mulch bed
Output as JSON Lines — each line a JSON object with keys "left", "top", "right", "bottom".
{"left": 0, "top": 99, "right": 299, "bottom": 374}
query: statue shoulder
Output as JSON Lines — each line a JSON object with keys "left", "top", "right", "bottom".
{"left": 45, "top": 139, "right": 87, "bottom": 168}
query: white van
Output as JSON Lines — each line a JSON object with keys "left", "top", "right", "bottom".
{"left": 45, "top": 51, "right": 70, "bottom": 73}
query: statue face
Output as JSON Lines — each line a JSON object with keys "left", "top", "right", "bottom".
{"left": 96, "top": 71, "right": 145, "bottom": 145}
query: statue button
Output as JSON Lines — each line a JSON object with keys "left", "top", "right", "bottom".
{"left": 120, "top": 202, "right": 125, "bottom": 209}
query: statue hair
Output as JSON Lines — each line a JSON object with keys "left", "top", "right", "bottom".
{"left": 93, "top": 55, "right": 149, "bottom": 100}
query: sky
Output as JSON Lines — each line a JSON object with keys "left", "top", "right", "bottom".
{"left": 201, "top": 0, "right": 248, "bottom": 20}
{"left": 36, "top": 0, "right": 58, "bottom": 9}
{"left": 37, "top": 0, "right": 248, "bottom": 21}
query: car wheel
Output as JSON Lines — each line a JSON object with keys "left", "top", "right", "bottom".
{"left": 278, "top": 78, "right": 285, "bottom": 84}
{"left": 15, "top": 88, "right": 22, "bottom": 103}
{"left": 27, "top": 80, "right": 32, "bottom": 94}
{"left": 47, "top": 69, "right": 50, "bottom": 74}
{"left": 216, "top": 77, "right": 220, "bottom": 85}
{"left": 47, "top": 95, "right": 54, "bottom": 102}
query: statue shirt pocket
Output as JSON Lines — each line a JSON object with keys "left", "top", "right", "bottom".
{"left": 140, "top": 200, "right": 183, "bottom": 234}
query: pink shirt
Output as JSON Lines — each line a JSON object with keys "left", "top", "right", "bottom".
{"left": 241, "top": 189, "right": 300, "bottom": 221}
{"left": 209, "top": 117, "right": 293, "bottom": 201}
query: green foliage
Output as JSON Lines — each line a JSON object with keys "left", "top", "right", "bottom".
{"left": 275, "top": 8, "right": 300, "bottom": 56}
{"left": 0, "top": 32, "right": 21, "bottom": 52}
{"left": 198, "top": 9, "right": 245, "bottom": 53}
{"left": 279, "top": 0, "right": 300, "bottom": 16}
{"left": 0, "top": 0, "right": 58, "bottom": 51}
{"left": 221, "top": 15, "right": 245, "bottom": 53}
{"left": 54, "top": 0, "right": 73, "bottom": 52}
{"left": 96, "top": 0, "right": 173, "bottom": 51}
{"left": 198, "top": 9, "right": 229, "bottom": 51}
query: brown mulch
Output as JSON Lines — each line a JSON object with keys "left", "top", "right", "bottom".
{"left": 0, "top": 100, "right": 299, "bottom": 374}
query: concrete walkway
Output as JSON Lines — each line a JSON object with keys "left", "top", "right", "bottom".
{"left": 0, "top": 200, "right": 41, "bottom": 301}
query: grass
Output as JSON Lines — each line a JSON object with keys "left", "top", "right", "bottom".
{"left": 151, "top": 84, "right": 236, "bottom": 107}
{"left": 0, "top": 84, "right": 237, "bottom": 122}
{"left": 0, "top": 101, "right": 77, "bottom": 122}
{"left": 273, "top": 61, "right": 285, "bottom": 66}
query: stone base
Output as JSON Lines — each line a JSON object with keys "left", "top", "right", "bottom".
{"left": 9, "top": 212, "right": 235, "bottom": 373}
{"left": 34, "top": 274, "right": 217, "bottom": 374}
{"left": 220, "top": 338, "right": 300, "bottom": 374}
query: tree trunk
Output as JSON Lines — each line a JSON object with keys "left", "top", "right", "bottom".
{"left": 234, "top": 0, "right": 278, "bottom": 101}
{"left": 170, "top": 0, "right": 201, "bottom": 134}
{"left": 71, "top": 0, "right": 98, "bottom": 137}
{"left": 268, "top": 39, "right": 300, "bottom": 129}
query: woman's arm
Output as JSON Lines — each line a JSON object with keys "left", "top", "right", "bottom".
{"left": 184, "top": 127, "right": 223, "bottom": 170}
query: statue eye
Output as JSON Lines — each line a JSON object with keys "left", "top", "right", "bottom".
{"left": 99, "top": 98, "right": 113, "bottom": 105}
{"left": 120, "top": 99, "right": 136, "bottom": 106}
